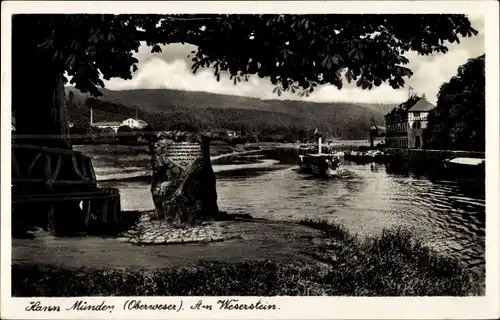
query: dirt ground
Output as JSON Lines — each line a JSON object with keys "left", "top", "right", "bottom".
{"left": 12, "top": 218, "right": 329, "bottom": 270}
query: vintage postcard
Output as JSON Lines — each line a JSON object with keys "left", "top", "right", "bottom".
{"left": 1, "top": 1, "right": 499, "bottom": 319}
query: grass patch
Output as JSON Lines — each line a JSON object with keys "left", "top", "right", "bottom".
{"left": 12, "top": 261, "right": 327, "bottom": 297}
{"left": 12, "top": 219, "right": 484, "bottom": 296}
{"left": 299, "top": 219, "right": 484, "bottom": 296}
{"left": 299, "top": 218, "right": 355, "bottom": 242}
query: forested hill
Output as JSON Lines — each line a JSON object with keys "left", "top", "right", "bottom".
{"left": 357, "top": 103, "right": 398, "bottom": 116}
{"left": 65, "top": 87, "right": 388, "bottom": 140}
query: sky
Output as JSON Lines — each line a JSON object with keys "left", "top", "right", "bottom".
{"left": 103, "top": 15, "right": 485, "bottom": 105}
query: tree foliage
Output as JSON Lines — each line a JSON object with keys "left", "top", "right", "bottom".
{"left": 19, "top": 14, "right": 478, "bottom": 98}
{"left": 423, "top": 54, "right": 485, "bottom": 151}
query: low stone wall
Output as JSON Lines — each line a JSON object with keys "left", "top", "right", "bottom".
{"left": 386, "top": 148, "right": 485, "bottom": 167}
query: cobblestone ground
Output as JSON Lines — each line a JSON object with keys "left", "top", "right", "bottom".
{"left": 117, "top": 213, "right": 234, "bottom": 245}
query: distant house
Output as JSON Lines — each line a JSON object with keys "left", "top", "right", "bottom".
{"left": 385, "top": 96, "right": 435, "bottom": 149}
{"left": 92, "top": 121, "right": 122, "bottom": 133}
{"left": 121, "top": 118, "right": 148, "bottom": 130}
{"left": 227, "top": 130, "right": 237, "bottom": 137}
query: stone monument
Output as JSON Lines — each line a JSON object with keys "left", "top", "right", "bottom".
{"left": 149, "top": 131, "right": 220, "bottom": 226}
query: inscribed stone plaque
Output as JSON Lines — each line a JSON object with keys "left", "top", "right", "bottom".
{"left": 166, "top": 142, "right": 203, "bottom": 169}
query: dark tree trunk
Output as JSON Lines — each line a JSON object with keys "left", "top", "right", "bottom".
{"left": 11, "top": 16, "right": 81, "bottom": 237}
{"left": 12, "top": 15, "right": 70, "bottom": 149}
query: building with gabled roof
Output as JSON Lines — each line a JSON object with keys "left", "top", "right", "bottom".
{"left": 121, "top": 118, "right": 148, "bottom": 129}
{"left": 385, "top": 95, "right": 436, "bottom": 149}
{"left": 408, "top": 97, "right": 436, "bottom": 113}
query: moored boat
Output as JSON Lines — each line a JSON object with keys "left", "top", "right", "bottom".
{"left": 344, "top": 149, "right": 390, "bottom": 163}
{"left": 443, "top": 157, "right": 485, "bottom": 178}
{"left": 443, "top": 157, "right": 485, "bottom": 191}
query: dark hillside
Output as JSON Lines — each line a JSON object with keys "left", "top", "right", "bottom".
{"left": 66, "top": 87, "right": 385, "bottom": 140}
{"left": 357, "top": 103, "right": 398, "bottom": 116}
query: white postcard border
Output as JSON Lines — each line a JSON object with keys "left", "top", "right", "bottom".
{"left": 1, "top": 1, "right": 499, "bottom": 319}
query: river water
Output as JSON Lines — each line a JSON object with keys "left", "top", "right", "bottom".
{"left": 80, "top": 145, "right": 485, "bottom": 273}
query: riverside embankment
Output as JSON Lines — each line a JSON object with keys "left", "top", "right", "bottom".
{"left": 12, "top": 217, "right": 484, "bottom": 296}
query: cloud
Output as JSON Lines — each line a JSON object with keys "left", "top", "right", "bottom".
{"left": 104, "top": 15, "right": 485, "bottom": 105}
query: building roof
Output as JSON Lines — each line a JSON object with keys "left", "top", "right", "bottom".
{"left": 385, "top": 96, "right": 436, "bottom": 118}
{"left": 124, "top": 118, "right": 148, "bottom": 124}
{"left": 407, "top": 97, "right": 435, "bottom": 112}
{"left": 93, "top": 121, "right": 122, "bottom": 127}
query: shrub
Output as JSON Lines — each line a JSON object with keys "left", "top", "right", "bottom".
{"left": 298, "top": 219, "right": 484, "bottom": 296}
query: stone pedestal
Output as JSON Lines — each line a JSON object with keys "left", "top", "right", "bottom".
{"left": 150, "top": 132, "right": 220, "bottom": 226}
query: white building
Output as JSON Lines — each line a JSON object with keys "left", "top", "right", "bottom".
{"left": 121, "top": 118, "right": 148, "bottom": 129}
{"left": 92, "top": 121, "right": 121, "bottom": 133}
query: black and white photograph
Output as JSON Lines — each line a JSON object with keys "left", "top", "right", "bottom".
{"left": 1, "top": 1, "right": 499, "bottom": 319}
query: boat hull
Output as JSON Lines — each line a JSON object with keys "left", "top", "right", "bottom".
{"left": 443, "top": 158, "right": 485, "bottom": 179}
{"left": 443, "top": 157, "right": 484, "bottom": 172}
{"left": 443, "top": 158, "right": 485, "bottom": 192}
{"left": 298, "top": 154, "right": 340, "bottom": 178}
{"left": 325, "top": 167, "right": 339, "bottom": 177}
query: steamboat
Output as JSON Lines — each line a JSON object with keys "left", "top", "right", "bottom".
{"left": 298, "top": 138, "right": 340, "bottom": 177}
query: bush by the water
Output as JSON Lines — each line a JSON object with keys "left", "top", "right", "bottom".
{"left": 299, "top": 219, "right": 483, "bottom": 296}
{"left": 12, "top": 219, "right": 483, "bottom": 296}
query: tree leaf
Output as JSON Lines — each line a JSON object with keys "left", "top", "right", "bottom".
{"left": 321, "top": 55, "right": 332, "bottom": 69}
{"left": 23, "top": 14, "right": 478, "bottom": 99}
{"left": 65, "top": 54, "right": 76, "bottom": 69}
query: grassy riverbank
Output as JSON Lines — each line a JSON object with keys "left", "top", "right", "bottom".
{"left": 12, "top": 218, "right": 483, "bottom": 296}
